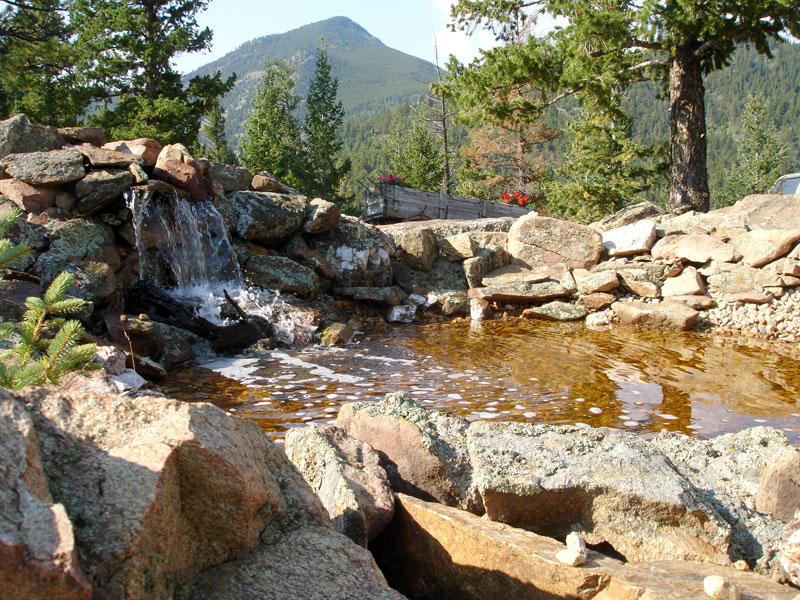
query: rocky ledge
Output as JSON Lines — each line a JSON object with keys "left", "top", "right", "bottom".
{"left": 285, "top": 393, "right": 800, "bottom": 600}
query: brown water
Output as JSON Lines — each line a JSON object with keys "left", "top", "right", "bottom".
{"left": 161, "top": 319, "right": 800, "bottom": 443}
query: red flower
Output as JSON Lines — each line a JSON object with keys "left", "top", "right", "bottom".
{"left": 504, "top": 198, "right": 509, "bottom": 204}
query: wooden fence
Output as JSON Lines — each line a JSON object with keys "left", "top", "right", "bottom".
{"left": 362, "top": 184, "right": 532, "bottom": 222}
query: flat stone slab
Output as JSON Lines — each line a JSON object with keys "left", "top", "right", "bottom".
{"left": 651, "top": 234, "right": 739, "bottom": 264}
{"left": 612, "top": 300, "right": 698, "bottom": 331}
{"left": 699, "top": 261, "right": 783, "bottom": 294}
{"left": 729, "top": 229, "right": 800, "bottom": 268}
{"left": 522, "top": 301, "right": 588, "bottom": 321}
{"left": 602, "top": 219, "right": 657, "bottom": 257}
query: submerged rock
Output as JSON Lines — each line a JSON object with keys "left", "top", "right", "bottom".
{"left": 612, "top": 300, "right": 698, "bottom": 331}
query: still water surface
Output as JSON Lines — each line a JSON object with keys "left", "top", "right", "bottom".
{"left": 162, "top": 319, "right": 800, "bottom": 443}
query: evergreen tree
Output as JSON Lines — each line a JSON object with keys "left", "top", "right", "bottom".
{"left": 241, "top": 59, "right": 306, "bottom": 188}
{"left": 0, "top": 0, "right": 86, "bottom": 124}
{"left": 202, "top": 98, "right": 236, "bottom": 164}
{"left": 384, "top": 121, "right": 444, "bottom": 192}
{"left": 714, "top": 94, "right": 787, "bottom": 208}
{"left": 69, "top": 0, "right": 234, "bottom": 146}
{"left": 547, "top": 96, "right": 666, "bottom": 223}
{"left": 304, "top": 41, "right": 350, "bottom": 201}
{"left": 441, "top": 0, "right": 800, "bottom": 213}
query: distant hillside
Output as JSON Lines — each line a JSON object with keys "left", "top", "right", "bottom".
{"left": 188, "top": 16, "right": 439, "bottom": 141}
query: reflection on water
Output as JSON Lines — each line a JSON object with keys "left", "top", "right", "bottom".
{"left": 161, "top": 319, "right": 800, "bottom": 442}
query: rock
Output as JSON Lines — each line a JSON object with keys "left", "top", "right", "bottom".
{"left": 612, "top": 300, "right": 698, "bottom": 331}
{"left": 719, "top": 193, "right": 800, "bottom": 231}
{"left": 585, "top": 311, "right": 611, "bottom": 328}
{"left": 400, "top": 227, "right": 438, "bottom": 272}
{"left": 105, "top": 313, "right": 164, "bottom": 360}
{"left": 228, "top": 191, "right": 307, "bottom": 248}
{"left": 439, "top": 232, "right": 479, "bottom": 260}
{"left": 755, "top": 448, "right": 800, "bottom": 522}
{"left": 0, "top": 392, "right": 92, "bottom": 600}
{"left": 602, "top": 219, "right": 657, "bottom": 257}
{"left": 308, "top": 215, "right": 394, "bottom": 288}
{"left": 55, "top": 190, "right": 77, "bottom": 211}
{"left": 579, "top": 293, "right": 617, "bottom": 311}
{"left": 58, "top": 260, "right": 117, "bottom": 305}
{"left": 472, "top": 264, "right": 577, "bottom": 303}
{"left": 724, "top": 290, "right": 773, "bottom": 304}
{"left": 73, "top": 144, "right": 145, "bottom": 168}
{"left": 333, "top": 286, "right": 407, "bottom": 305}
{"left": 0, "top": 149, "right": 85, "bottom": 185}
{"left": 393, "top": 256, "right": 468, "bottom": 295}
{"left": 372, "top": 494, "right": 793, "bottom": 600}
{"left": 102, "top": 138, "right": 162, "bottom": 167}
{"left": 128, "top": 163, "right": 148, "bottom": 184}
{"left": 251, "top": 171, "right": 291, "bottom": 193}
{"left": 462, "top": 245, "right": 510, "bottom": 287}
{"left": 591, "top": 201, "right": 666, "bottom": 232}
{"left": 58, "top": 126, "right": 106, "bottom": 147}
{"left": 0, "top": 114, "right": 63, "bottom": 156}
{"left": 776, "top": 515, "right": 800, "bottom": 586}
{"left": 73, "top": 168, "right": 135, "bottom": 216}
{"left": 470, "top": 296, "right": 491, "bottom": 320}
{"left": 0, "top": 178, "right": 56, "bottom": 213}
{"left": 662, "top": 265, "right": 706, "bottom": 297}
{"left": 566, "top": 532, "right": 589, "bottom": 562}
{"left": 285, "top": 425, "right": 394, "bottom": 546}
{"left": 703, "top": 576, "right": 740, "bottom": 600}
{"left": 384, "top": 304, "right": 417, "bottom": 323}
{"left": 380, "top": 217, "right": 514, "bottom": 247}
{"left": 0, "top": 279, "right": 40, "bottom": 320}
{"left": 556, "top": 549, "right": 588, "bottom": 567}
{"left": 320, "top": 323, "right": 354, "bottom": 346}
{"left": 94, "top": 345, "right": 126, "bottom": 376}
{"left": 508, "top": 214, "right": 604, "bottom": 269}
{"left": 729, "top": 229, "right": 800, "bottom": 268}
{"left": 521, "top": 301, "right": 588, "bottom": 321}
{"left": 663, "top": 295, "right": 715, "bottom": 310}
{"left": 618, "top": 268, "right": 662, "bottom": 298}
{"left": 244, "top": 255, "right": 319, "bottom": 300}
{"left": 651, "top": 427, "right": 790, "bottom": 567}
{"left": 280, "top": 234, "right": 335, "bottom": 279}
{"left": 303, "top": 198, "right": 340, "bottom": 234}
{"left": 153, "top": 159, "right": 207, "bottom": 202}
{"left": 766, "top": 258, "right": 800, "bottom": 276}
{"left": 700, "top": 261, "right": 783, "bottom": 294}
{"left": 651, "top": 234, "right": 739, "bottom": 264}
{"left": 108, "top": 369, "right": 147, "bottom": 393}
{"left": 467, "top": 421, "right": 732, "bottom": 564}
{"left": 208, "top": 162, "right": 252, "bottom": 192}
{"left": 16, "top": 388, "right": 340, "bottom": 600}
{"left": 190, "top": 524, "right": 405, "bottom": 600}
{"left": 573, "top": 269, "right": 619, "bottom": 295}
{"left": 157, "top": 323, "right": 197, "bottom": 371}
{"left": 335, "top": 392, "right": 482, "bottom": 513}
{"left": 34, "top": 219, "right": 120, "bottom": 283}
{"left": 440, "top": 291, "right": 470, "bottom": 316}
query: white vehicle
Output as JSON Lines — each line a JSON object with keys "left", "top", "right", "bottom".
{"left": 771, "top": 173, "right": 800, "bottom": 195}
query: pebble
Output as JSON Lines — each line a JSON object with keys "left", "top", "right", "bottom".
{"left": 557, "top": 532, "right": 589, "bottom": 566}
{"left": 703, "top": 575, "right": 740, "bottom": 600}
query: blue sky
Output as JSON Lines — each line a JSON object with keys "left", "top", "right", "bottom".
{"left": 173, "top": 0, "right": 497, "bottom": 73}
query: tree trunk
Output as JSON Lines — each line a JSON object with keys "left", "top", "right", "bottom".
{"left": 668, "top": 45, "right": 709, "bottom": 213}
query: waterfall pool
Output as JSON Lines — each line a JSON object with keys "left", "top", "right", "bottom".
{"left": 161, "top": 318, "right": 800, "bottom": 443}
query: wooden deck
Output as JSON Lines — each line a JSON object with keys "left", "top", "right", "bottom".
{"left": 363, "top": 185, "right": 532, "bottom": 222}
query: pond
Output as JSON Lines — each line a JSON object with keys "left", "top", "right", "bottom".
{"left": 161, "top": 319, "right": 800, "bottom": 443}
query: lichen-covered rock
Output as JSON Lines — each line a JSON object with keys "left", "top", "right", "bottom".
{"left": 699, "top": 261, "right": 784, "bottom": 294}
{"left": 0, "top": 114, "right": 63, "bottom": 156}
{"left": 104, "top": 313, "right": 165, "bottom": 360}
{"left": 470, "top": 264, "right": 577, "bottom": 303}
{"left": 0, "top": 149, "right": 85, "bottom": 185}
{"left": 729, "top": 229, "right": 800, "bottom": 268}
{"left": 332, "top": 286, "right": 407, "bottom": 305}
{"left": 245, "top": 255, "right": 320, "bottom": 299}
{"left": 439, "top": 233, "right": 479, "bottom": 261}
{"left": 0, "top": 392, "right": 92, "bottom": 600}
{"left": 573, "top": 269, "right": 619, "bottom": 295}
{"left": 251, "top": 171, "right": 291, "bottom": 194}
{"left": 508, "top": 214, "right": 604, "bottom": 269}
{"left": 612, "top": 300, "right": 698, "bottom": 331}
{"left": 463, "top": 245, "right": 510, "bottom": 287}
{"left": 440, "top": 291, "right": 470, "bottom": 316}
{"left": 59, "top": 260, "right": 117, "bottom": 306}
{"left": 228, "top": 191, "right": 307, "bottom": 248}
{"left": 466, "top": 421, "right": 733, "bottom": 565}
{"left": 157, "top": 323, "right": 198, "bottom": 371}
{"left": 208, "top": 162, "right": 252, "bottom": 192}
{"left": 320, "top": 323, "right": 354, "bottom": 346}
{"left": 393, "top": 256, "right": 468, "bottom": 295}
{"left": 651, "top": 234, "right": 739, "bottom": 264}
{"left": 73, "top": 168, "right": 135, "bottom": 216}
{"left": 303, "top": 198, "right": 340, "bottom": 234}
{"left": 335, "top": 392, "right": 483, "bottom": 514}
{"left": 308, "top": 215, "right": 395, "bottom": 288}
{"left": 521, "top": 301, "right": 588, "bottom": 321}
{"left": 400, "top": 227, "right": 438, "bottom": 272}
{"left": 380, "top": 217, "right": 514, "bottom": 247}
{"left": 285, "top": 425, "right": 394, "bottom": 546}
{"left": 34, "top": 219, "right": 120, "bottom": 284}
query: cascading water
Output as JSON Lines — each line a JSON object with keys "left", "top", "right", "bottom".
{"left": 125, "top": 184, "right": 317, "bottom": 345}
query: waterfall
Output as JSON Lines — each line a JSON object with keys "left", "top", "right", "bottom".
{"left": 125, "top": 184, "right": 317, "bottom": 345}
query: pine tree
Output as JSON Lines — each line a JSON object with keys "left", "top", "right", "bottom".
{"left": 203, "top": 99, "right": 236, "bottom": 164}
{"left": 384, "top": 121, "right": 444, "bottom": 193}
{"left": 304, "top": 41, "right": 350, "bottom": 201}
{"left": 714, "top": 94, "right": 787, "bottom": 208}
{"left": 0, "top": 206, "right": 98, "bottom": 390}
{"left": 69, "top": 0, "right": 235, "bottom": 146}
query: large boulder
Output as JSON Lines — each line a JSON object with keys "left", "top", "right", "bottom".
{"left": 0, "top": 149, "right": 85, "bottom": 185}
{"left": 0, "top": 114, "right": 63, "bottom": 156}
{"left": 651, "top": 233, "right": 739, "bottom": 264}
{"left": 729, "top": 229, "right": 800, "bottom": 268}
{"left": 466, "top": 421, "right": 733, "bottom": 565}
{"left": 73, "top": 168, "right": 135, "bottom": 216}
{"left": 207, "top": 162, "right": 252, "bottom": 192}
{"left": 285, "top": 425, "right": 394, "bottom": 547}
{"left": 34, "top": 219, "right": 120, "bottom": 284}
{"left": 308, "top": 215, "right": 395, "bottom": 288}
{"left": 393, "top": 256, "right": 468, "bottom": 295}
{"left": 227, "top": 191, "right": 307, "bottom": 248}
{"left": 0, "top": 393, "right": 92, "bottom": 600}
{"left": 102, "top": 138, "right": 162, "bottom": 167}
{"left": 699, "top": 261, "right": 784, "bottom": 294}
{"left": 244, "top": 255, "right": 320, "bottom": 300}
{"left": 612, "top": 300, "right": 698, "bottom": 331}
{"left": 399, "top": 227, "right": 438, "bottom": 272}
{"left": 335, "top": 392, "right": 482, "bottom": 514}
{"left": 715, "top": 193, "right": 800, "bottom": 231}
{"left": 508, "top": 214, "right": 604, "bottom": 269}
